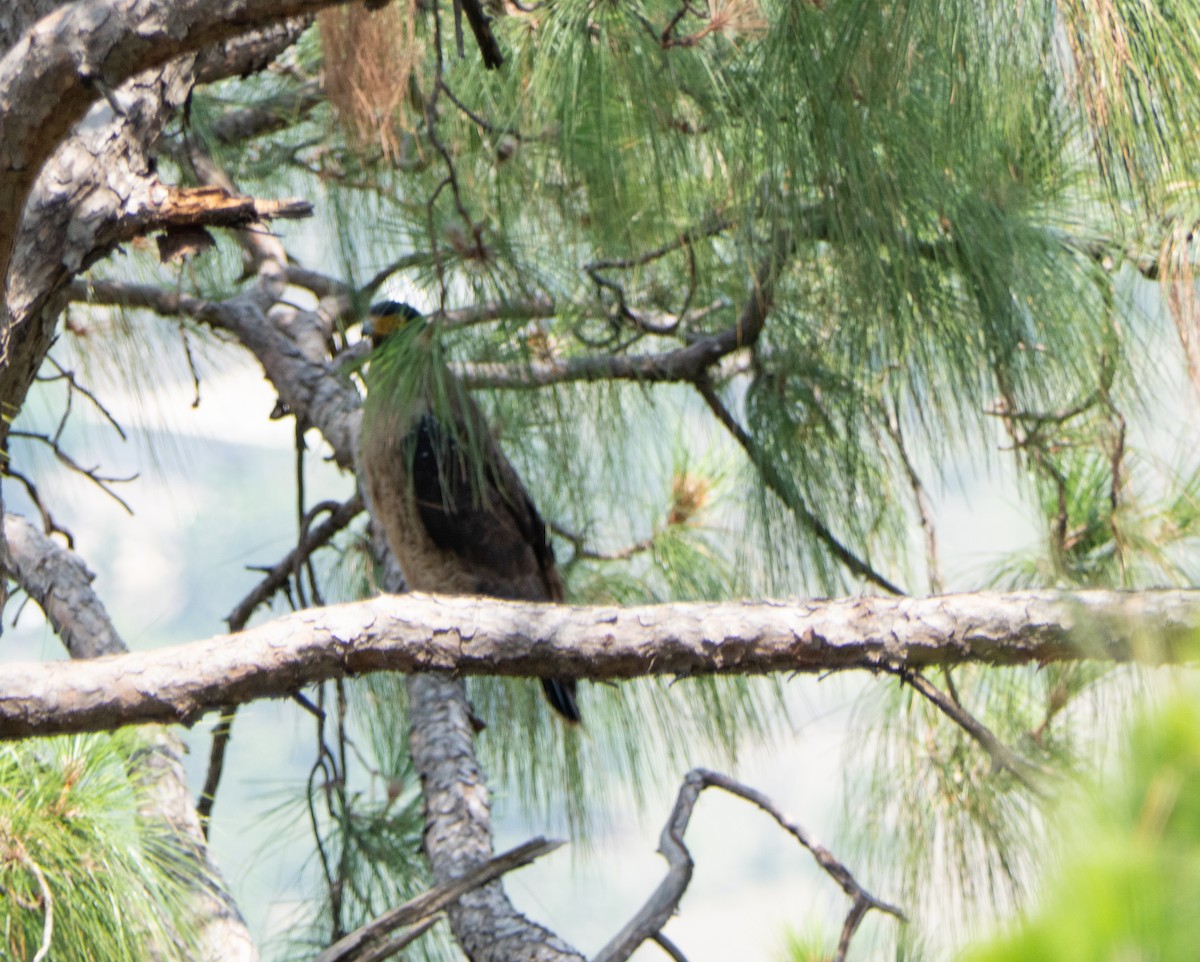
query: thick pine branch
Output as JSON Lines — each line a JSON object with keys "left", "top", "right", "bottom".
{"left": 1, "top": 588, "right": 1197, "bottom": 739}
{"left": 0, "top": 0, "right": 348, "bottom": 309}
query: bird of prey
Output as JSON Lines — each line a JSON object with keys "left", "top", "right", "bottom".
{"left": 358, "top": 300, "right": 580, "bottom": 723}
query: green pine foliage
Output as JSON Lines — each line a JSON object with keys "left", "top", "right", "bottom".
{"left": 964, "top": 688, "right": 1200, "bottom": 962}
{"left": 0, "top": 733, "right": 204, "bottom": 962}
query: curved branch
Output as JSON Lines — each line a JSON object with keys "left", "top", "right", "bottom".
{"left": 227, "top": 492, "right": 364, "bottom": 631}
{"left": 193, "top": 17, "right": 314, "bottom": 84}
{"left": 1, "top": 13, "right": 311, "bottom": 475}
{"left": 456, "top": 283, "right": 770, "bottom": 390}
{"left": 1, "top": 588, "right": 1197, "bottom": 739}
{"left": 594, "top": 768, "right": 904, "bottom": 962}
{"left": 2, "top": 513, "right": 124, "bottom": 659}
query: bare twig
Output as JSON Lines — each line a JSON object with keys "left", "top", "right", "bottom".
{"left": 426, "top": 2, "right": 486, "bottom": 308}
{"left": 196, "top": 494, "right": 363, "bottom": 824}
{"left": 9, "top": 430, "right": 137, "bottom": 514}
{"left": 308, "top": 709, "right": 342, "bottom": 937}
{"left": 585, "top": 214, "right": 731, "bottom": 273}
{"left": 651, "top": 932, "right": 690, "bottom": 962}
{"left": 583, "top": 216, "right": 730, "bottom": 337}
{"left": 878, "top": 403, "right": 942, "bottom": 592}
{"left": 887, "top": 667, "right": 1048, "bottom": 791}
{"left": 204, "top": 79, "right": 324, "bottom": 145}
{"left": 40, "top": 356, "right": 128, "bottom": 440}
{"left": 315, "top": 837, "right": 564, "bottom": 962}
{"left": 5, "top": 470, "right": 73, "bottom": 546}
{"left": 361, "top": 252, "right": 441, "bottom": 301}
{"left": 833, "top": 896, "right": 871, "bottom": 962}
{"left": 196, "top": 708, "right": 236, "bottom": 832}
{"left": 178, "top": 320, "right": 203, "bottom": 408}
{"left": 694, "top": 377, "right": 905, "bottom": 595}
{"left": 594, "top": 768, "right": 903, "bottom": 962}
{"left": 659, "top": 1, "right": 702, "bottom": 47}
{"left": 226, "top": 493, "right": 364, "bottom": 631}
{"left": 983, "top": 395, "right": 1099, "bottom": 426}
{"left": 441, "top": 79, "right": 511, "bottom": 137}
{"left": 549, "top": 520, "right": 656, "bottom": 563}
{"left": 457, "top": 0, "right": 505, "bottom": 69}
{"left": 350, "top": 916, "right": 439, "bottom": 962}
{"left": 1108, "top": 411, "right": 1128, "bottom": 583}
{"left": 700, "top": 771, "right": 905, "bottom": 917}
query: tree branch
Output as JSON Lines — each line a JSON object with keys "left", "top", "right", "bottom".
{"left": 2, "top": 513, "right": 124, "bottom": 659}
{"left": 1, "top": 588, "right": 1197, "bottom": 739}
{"left": 0, "top": 0, "right": 350, "bottom": 318}
{"left": 314, "top": 836, "right": 564, "bottom": 962}
{"left": 889, "top": 667, "right": 1049, "bottom": 791}
{"left": 201, "top": 79, "right": 322, "bottom": 143}
{"left": 192, "top": 17, "right": 314, "bottom": 84}
{"left": 145, "top": 184, "right": 312, "bottom": 232}
{"left": 458, "top": 0, "right": 505, "bottom": 70}
{"left": 650, "top": 933, "right": 691, "bottom": 962}
{"left": 408, "top": 674, "right": 585, "bottom": 962}
{"left": 227, "top": 492, "right": 365, "bottom": 631}
{"left": 594, "top": 768, "right": 903, "bottom": 962}
{"left": 455, "top": 291, "right": 768, "bottom": 390}
{"left": 694, "top": 376, "right": 905, "bottom": 595}
{"left": 69, "top": 277, "right": 226, "bottom": 324}
{"left": 332, "top": 917, "right": 439, "bottom": 962}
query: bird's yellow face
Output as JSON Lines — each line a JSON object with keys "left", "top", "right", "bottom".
{"left": 364, "top": 300, "right": 423, "bottom": 343}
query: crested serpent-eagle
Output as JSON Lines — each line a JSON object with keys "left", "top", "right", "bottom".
{"left": 359, "top": 301, "right": 580, "bottom": 722}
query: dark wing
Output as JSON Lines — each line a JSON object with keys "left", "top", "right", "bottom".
{"left": 408, "top": 412, "right": 561, "bottom": 601}
{"left": 408, "top": 412, "right": 580, "bottom": 722}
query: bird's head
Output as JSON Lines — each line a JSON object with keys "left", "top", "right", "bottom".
{"left": 363, "top": 300, "right": 423, "bottom": 345}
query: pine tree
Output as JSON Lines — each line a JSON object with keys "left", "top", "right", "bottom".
{"left": 3, "top": 2, "right": 1200, "bottom": 959}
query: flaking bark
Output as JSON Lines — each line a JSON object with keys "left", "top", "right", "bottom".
{"left": 0, "top": 0, "right": 343, "bottom": 299}
{"left": 408, "top": 675, "right": 585, "bottom": 962}
{"left": 1, "top": 588, "right": 1196, "bottom": 739}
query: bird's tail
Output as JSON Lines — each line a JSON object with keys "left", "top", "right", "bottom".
{"left": 541, "top": 678, "right": 581, "bottom": 723}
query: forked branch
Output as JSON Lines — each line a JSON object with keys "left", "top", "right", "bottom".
{"left": 594, "top": 768, "right": 904, "bottom": 962}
